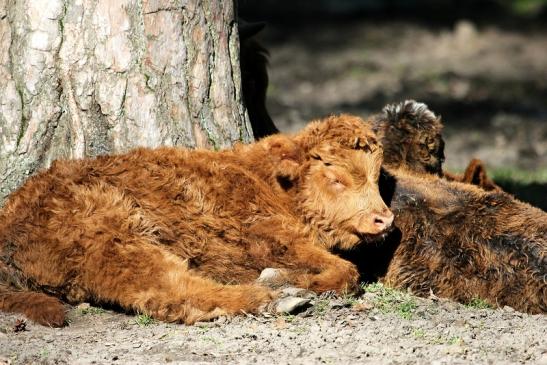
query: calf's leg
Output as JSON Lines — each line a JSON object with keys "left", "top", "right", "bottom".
{"left": 247, "top": 220, "right": 360, "bottom": 294}
{"left": 77, "top": 239, "right": 274, "bottom": 324}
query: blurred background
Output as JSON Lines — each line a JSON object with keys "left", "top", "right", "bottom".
{"left": 239, "top": 0, "right": 547, "bottom": 209}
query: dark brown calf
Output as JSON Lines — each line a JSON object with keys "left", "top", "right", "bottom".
{"left": 341, "top": 168, "right": 546, "bottom": 313}
{"left": 0, "top": 115, "right": 390, "bottom": 326}
{"left": 371, "top": 100, "right": 445, "bottom": 176}
{"left": 371, "top": 100, "right": 502, "bottom": 191}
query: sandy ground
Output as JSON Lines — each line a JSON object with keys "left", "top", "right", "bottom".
{"left": 1, "top": 19, "right": 546, "bottom": 365}
{"left": 1, "top": 287, "right": 547, "bottom": 365}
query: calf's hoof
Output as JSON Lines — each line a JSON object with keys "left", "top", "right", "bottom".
{"left": 261, "top": 295, "right": 312, "bottom": 314}
{"left": 256, "top": 268, "right": 290, "bottom": 288}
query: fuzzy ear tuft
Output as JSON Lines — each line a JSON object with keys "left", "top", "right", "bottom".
{"left": 461, "top": 158, "right": 502, "bottom": 192}
{"left": 275, "top": 159, "right": 301, "bottom": 190}
{"left": 463, "top": 159, "right": 488, "bottom": 186}
{"left": 263, "top": 136, "right": 303, "bottom": 190}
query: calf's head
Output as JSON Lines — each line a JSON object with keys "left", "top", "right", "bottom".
{"left": 277, "top": 115, "right": 394, "bottom": 250}
{"left": 373, "top": 100, "right": 445, "bottom": 176}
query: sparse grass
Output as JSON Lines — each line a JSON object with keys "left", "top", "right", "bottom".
{"left": 157, "top": 330, "right": 176, "bottom": 340}
{"left": 412, "top": 328, "right": 425, "bottom": 339}
{"left": 196, "top": 324, "right": 211, "bottom": 334}
{"left": 282, "top": 313, "right": 296, "bottom": 323}
{"left": 362, "top": 283, "right": 417, "bottom": 319}
{"left": 313, "top": 299, "right": 330, "bottom": 316}
{"left": 398, "top": 300, "right": 418, "bottom": 320}
{"left": 466, "top": 297, "right": 493, "bottom": 310}
{"left": 78, "top": 306, "right": 106, "bottom": 315}
{"left": 447, "top": 336, "right": 463, "bottom": 345}
{"left": 411, "top": 328, "right": 462, "bottom": 345}
{"left": 290, "top": 326, "right": 309, "bottom": 335}
{"left": 342, "top": 294, "right": 359, "bottom": 307}
{"left": 135, "top": 314, "right": 155, "bottom": 326}
{"left": 428, "top": 335, "right": 464, "bottom": 346}
{"left": 39, "top": 348, "right": 50, "bottom": 358}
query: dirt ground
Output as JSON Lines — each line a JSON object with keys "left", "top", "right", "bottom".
{"left": 1, "top": 19, "right": 547, "bottom": 365}
{"left": 1, "top": 286, "right": 547, "bottom": 365}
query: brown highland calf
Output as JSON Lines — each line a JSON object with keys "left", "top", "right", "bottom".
{"left": 371, "top": 100, "right": 445, "bottom": 176}
{"left": 0, "top": 115, "right": 392, "bottom": 326}
{"left": 221, "top": 94, "right": 544, "bottom": 312}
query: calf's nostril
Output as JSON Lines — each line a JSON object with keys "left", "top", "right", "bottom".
{"left": 372, "top": 212, "right": 394, "bottom": 230}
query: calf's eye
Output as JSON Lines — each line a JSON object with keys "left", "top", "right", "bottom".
{"left": 323, "top": 170, "right": 346, "bottom": 189}
{"left": 331, "top": 180, "right": 346, "bottom": 191}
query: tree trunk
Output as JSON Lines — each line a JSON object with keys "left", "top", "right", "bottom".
{"left": 0, "top": 0, "right": 252, "bottom": 205}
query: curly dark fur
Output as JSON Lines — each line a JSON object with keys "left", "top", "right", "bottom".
{"left": 340, "top": 168, "right": 546, "bottom": 313}
{"left": 371, "top": 100, "right": 445, "bottom": 176}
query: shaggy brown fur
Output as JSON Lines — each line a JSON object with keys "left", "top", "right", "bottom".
{"left": 340, "top": 168, "right": 546, "bottom": 313}
{"left": 238, "top": 42, "right": 540, "bottom": 310}
{"left": 0, "top": 115, "right": 391, "bottom": 326}
{"left": 371, "top": 100, "right": 445, "bottom": 176}
{"left": 346, "top": 102, "right": 543, "bottom": 312}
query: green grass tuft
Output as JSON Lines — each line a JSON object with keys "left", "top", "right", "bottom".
{"left": 313, "top": 299, "right": 330, "bottom": 316}
{"left": 466, "top": 297, "right": 493, "bottom": 309}
{"left": 135, "top": 314, "right": 155, "bottom": 326}
{"left": 79, "top": 306, "right": 106, "bottom": 315}
{"left": 363, "top": 283, "right": 417, "bottom": 319}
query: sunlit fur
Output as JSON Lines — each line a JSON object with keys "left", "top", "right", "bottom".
{"left": 297, "top": 144, "right": 389, "bottom": 250}
{"left": 237, "top": 114, "right": 393, "bottom": 250}
{"left": 0, "top": 114, "right": 388, "bottom": 326}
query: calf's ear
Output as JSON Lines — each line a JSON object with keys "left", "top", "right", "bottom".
{"left": 274, "top": 158, "right": 301, "bottom": 191}
{"left": 263, "top": 137, "right": 303, "bottom": 190}
{"left": 463, "top": 159, "right": 488, "bottom": 186}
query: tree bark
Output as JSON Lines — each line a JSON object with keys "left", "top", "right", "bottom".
{"left": 0, "top": 0, "right": 252, "bottom": 205}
